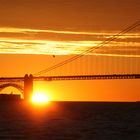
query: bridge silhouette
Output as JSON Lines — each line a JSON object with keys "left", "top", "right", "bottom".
{"left": 0, "top": 21, "right": 140, "bottom": 101}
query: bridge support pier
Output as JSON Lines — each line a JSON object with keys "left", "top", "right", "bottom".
{"left": 24, "top": 74, "right": 33, "bottom": 101}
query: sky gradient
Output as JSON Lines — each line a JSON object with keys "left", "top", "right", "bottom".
{"left": 0, "top": 0, "right": 140, "bottom": 101}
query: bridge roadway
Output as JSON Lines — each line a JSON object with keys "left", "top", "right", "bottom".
{"left": 0, "top": 74, "right": 140, "bottom": 82}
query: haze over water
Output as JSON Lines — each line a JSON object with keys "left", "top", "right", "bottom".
{"left": 0, "top": 101, "right": 140, "bottom": 140}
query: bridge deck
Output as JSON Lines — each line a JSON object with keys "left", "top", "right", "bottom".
{"left": 0, "top": 74, "right": 140, "bottom": 82}
{"left": 35, "top": 74, "right": 140, "bottom": 81}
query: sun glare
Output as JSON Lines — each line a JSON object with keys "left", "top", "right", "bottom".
{"left": 31, "top": 92, "right": 50, "bottom": 104}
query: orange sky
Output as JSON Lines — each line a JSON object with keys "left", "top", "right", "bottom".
{"left": 0, "top": 0, "right": 140, "bottom": 101}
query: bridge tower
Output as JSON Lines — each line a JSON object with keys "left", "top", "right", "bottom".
{"left": 24, "top": 74, "right": 33, "bottom": 101}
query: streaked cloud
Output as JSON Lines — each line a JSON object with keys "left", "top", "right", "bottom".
{"left": 0, "top": 27, "right": 112, "bottom": 35}
{"left": 0, "top": 27, "right": 140, "bottom": 38}
{"left": 0, "top": 27, "right": 139, "bottom": 57}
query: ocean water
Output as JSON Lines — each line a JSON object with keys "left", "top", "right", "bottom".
{"left": 0, "top": 101, "right": 140, "bottom": 140}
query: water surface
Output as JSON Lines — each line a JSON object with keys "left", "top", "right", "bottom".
{"left": 0, "top": 101, "right": 140, "bottom": 140}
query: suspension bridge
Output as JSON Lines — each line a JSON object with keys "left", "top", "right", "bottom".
{"left": 0, "top": 21, "right": 140, "bottom": 100}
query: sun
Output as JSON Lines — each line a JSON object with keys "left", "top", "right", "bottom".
{"left": 31, "top": 92, "right": 50, "bottom": 104}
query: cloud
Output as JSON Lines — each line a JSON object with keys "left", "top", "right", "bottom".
{"left": 0, "top": 27, "right": 139, "bottom": 57}
{"left": 0, "top": 27, "right": 140, "bottom": 39}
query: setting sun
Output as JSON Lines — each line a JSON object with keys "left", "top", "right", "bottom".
{"left": 31, "top": 92, "right": 50, "bottom": 104}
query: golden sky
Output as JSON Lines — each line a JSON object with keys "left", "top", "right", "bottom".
{"left": 0, "top": 0, "right": 140, "bottom": 101}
